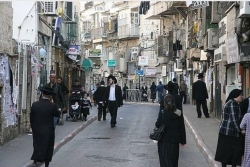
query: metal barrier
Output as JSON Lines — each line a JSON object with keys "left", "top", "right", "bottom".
{"left": 126, "top": 89, "right": 141, "bottom": 102}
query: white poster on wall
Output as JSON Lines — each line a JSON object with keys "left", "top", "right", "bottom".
{"left": 145, "top": 67, "right": 157, "bottom": 77}
{"left": 138, "top": 56, "right": 148, "bottom": 66}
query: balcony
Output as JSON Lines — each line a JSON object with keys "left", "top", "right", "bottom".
{"left": 118, "top": 25, "right": 139, "bottom": 40}
{"left": 145, "top": 1, "right": 187, "bottom": 19}
{"left": 91, "top": 27, "right": 107, "bottom": 44}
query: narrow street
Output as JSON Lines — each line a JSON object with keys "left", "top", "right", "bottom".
{"left": 47, "top": 103, "right": 209, "bottom": 167}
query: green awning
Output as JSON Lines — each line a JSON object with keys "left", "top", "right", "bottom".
{"left": 82, "top": 58, "right": 93, "bottom": 72}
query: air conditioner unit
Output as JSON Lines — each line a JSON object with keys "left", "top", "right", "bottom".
{"left": 211, "top": 2, "right": 221, "bottom": 23}
{"left": 119, "top": 58, "right": 126, "bottom": 72}
{"left": 43, "top": 1, "right": 57, "bottom": 16}
{"left": 131, "top": 47, "right": 138, "bottom": 61}
{"left": 239, "top": 1, "right": 250, "bottom": 18}
{"left": 207, "top": 28, "right": 219, "bottom": 50}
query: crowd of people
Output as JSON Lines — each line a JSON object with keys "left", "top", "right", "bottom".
{"left": 29, "top": 71, "right": 250, "bottom": 167}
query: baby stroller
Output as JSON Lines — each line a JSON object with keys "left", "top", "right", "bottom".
{"left": 66, "top": 91, "right": 83, "bottom": 122}
{"left": 141, "top": 90, "right": 148, "bottom": 102}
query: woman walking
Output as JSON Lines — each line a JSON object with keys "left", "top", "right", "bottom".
{"left": 155, "top": 94, "right": 186, "bottom": 167}
{"left": 215, "top": 89, "right": 244, "bottom": 167}
{"left": 150, "top": 82, "right": 156, "bottom": 103}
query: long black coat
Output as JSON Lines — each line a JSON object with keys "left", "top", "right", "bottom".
{"left": 192, "top": 80, "right": 208, "bottom": 100}
{"left": 150, "top": 84, "right": 157, "bottom": 99}
{"left": 30, "top": 99, "right": 60, "bottom": 162}
{"left": 94, "top": 86, "right": 106, "bottom": 103}
{"left": 105, "top": 85, "right": 123, "bottom": 107}
{"left": 155, "top": 109, "right": 186, "bottom": 144}
{"left": 240, "top": 98, "right": 250, "bottom": 116}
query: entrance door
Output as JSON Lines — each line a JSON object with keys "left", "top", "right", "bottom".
{"left": 215, "top": 64, "right": 222, "bottom": 119}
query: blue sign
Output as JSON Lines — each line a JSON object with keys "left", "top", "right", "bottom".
{"left": 136, "top": 70, "right": 144, "bottom": 76}
{"left": 107, "top": 60, "right": 116, "bottom": 67}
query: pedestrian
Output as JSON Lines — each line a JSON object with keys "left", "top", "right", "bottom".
{"left": 150, "top": 82, "right": 157, "bottom": 103}
{"left": 160, "top": 81, "right": 183, "bottom": 112}
{"left": 43, "top": 73, "right": 66, "bottom": 127}
{"left": 30, "top": 86, "right": 61, "bottom": 167}
{"left": 81, "top": 93, "right": 92, "bottom": 121}
{"left": 57, "top": 76, "right": 69, "bottom": 113}
{"left": 155, "top": 94, "right": 186, "bottom": 167}
{"left": 105, "top": 75, "right": 123, "bottom": 127}
{"left": 122, "top": 84, "right": 129, "bottom": 101}
{"left": 192, "top": 73, "right": 210, "bottom": 118}
{"left": 240, "top": 94, "right": 250, "bottom": 115}
{"left": 240, "top": 112, "right": 250, "bottom": 167}
{"left": 57, "top": 76, "right": 69, "bottom": 96}
{"left": 156, "top": 81, "right": 164, "bottom": 103}
{"left": 172, "top": 78, "right": 179, "bottom": 94}
{"left": 179, "top": 80, "right": 188, "bottom": 104}
{"left": 71, "top": 79, "right": 82, "bottom": 93}
{"left": 94, "top": 80, "right": 107, "bottom": 121}
{"left": 215, "top": 89, "right": 244, "bottom": 167}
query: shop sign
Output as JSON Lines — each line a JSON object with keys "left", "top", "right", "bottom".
{"left": 186, "top": 1, "right": 209, "bottom": 10}
{"left": 226, "top": 34, "right": 239, "bottom": 64}
{"left": 107, "top": 60, "right": 116, "bottom": 67}
{"left": 162, "top": 65, "right": 167, "bottom": 77}
{"left": 66, "top": 45, "right": 80, "bottom": 55}
{"left": 218, "top": 16, "right": 227, "bottom": 47}
{"left": 145, "top": 67, "right": 157, "bottom": 77}
{"left": 214, "top": 46, "right": 226, "bottom": 63}
{"left": 128, "top": 75, "right": 135, "bottom": 80}
{"left": 138, "top": 56, "right": 148, "bottom": 66}
{"left": 89, "top": 49, "right": 101, "bottom": 57}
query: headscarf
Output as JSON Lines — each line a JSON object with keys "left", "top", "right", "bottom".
{"left": 225, "top": 89, "right": 242, "bottom": 103}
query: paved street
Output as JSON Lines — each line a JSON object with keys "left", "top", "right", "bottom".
{"left": 47, "top": 103, "right": 209, "bottom": 167}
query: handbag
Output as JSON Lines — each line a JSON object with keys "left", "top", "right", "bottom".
{"left": 149, "top": 110, "right": 165, "bottom": 141}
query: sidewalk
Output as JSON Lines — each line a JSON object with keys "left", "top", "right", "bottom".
{"left": 0, "top": 109, "right": 98, "bottom": 167}
{"left": 183, "top": 104, "right": 221, "bottom": 167}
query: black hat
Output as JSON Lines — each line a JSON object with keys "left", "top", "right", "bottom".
{"left": 40, "top": 86, "right": 56, "bottom": 95}
{"left": 198, "top": 73, "right": 204, "bottom": 79}
{"left": 164, "top": 81, "right": 174, "bottom": 92}
{"left": 100, "top": 80, "right": 105, "bottom": 85}
{"left": 173, "top": 78, "right": 177, "bottom": 82}
{"left": 107, "top": 75, "right": 117, "bottom": 84}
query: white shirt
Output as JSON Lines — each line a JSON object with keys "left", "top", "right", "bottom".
{"left": 108, "top": 84, "right": 116, "bottom": 101}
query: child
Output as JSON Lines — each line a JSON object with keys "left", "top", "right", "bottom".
{"left": 81, "top": 93, "right": 92, "bottom": 121}
{"left": 240, "top": 113, "right": 250, "bottom": 167}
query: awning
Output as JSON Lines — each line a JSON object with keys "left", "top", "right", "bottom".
{"left": 82, "top": 58, "right": 93, "bottom": 72}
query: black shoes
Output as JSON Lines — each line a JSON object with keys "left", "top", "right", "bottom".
{"left": 98, "top": 117, "right": 101, "bottom": 121}
{"left": 111, "top": 124, "right": 115, "bottom": 127}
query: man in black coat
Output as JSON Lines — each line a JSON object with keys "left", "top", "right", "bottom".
{"left": 192, "top": 73, "right": 210, "bottom": 118}
{"left": 105, "top": 75, "right": 123, "bottom": 127}
{"left": 94, "top": 80, "right": 107, "bottom": 121}
{"left": 30, "top": 86, "right": 61, "bottom": 167}
{"left": 44, "top": 74, "right": 66, "bottom": 126}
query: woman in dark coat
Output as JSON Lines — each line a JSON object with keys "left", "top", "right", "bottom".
{"left": 155, "top": 94, "right": 186, "bottom": 167}
{"left": 150, "top": 82, "right": 157, "bottom": 103}
{"left": 215, "top": 89, "right": 244, "bottom": 167}
{"left": 30, "top": 86, "right": 61, "bottom": 167}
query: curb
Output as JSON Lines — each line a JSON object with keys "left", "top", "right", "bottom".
{"left": 184, "top": 116, "right": 221, "bottom": 167}
{"left": 22, "top": 114, "right": 98, "bottom": 167}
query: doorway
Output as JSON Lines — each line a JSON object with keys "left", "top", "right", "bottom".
{"left": 215, "top": 64, "right": 222, "bottom": 119}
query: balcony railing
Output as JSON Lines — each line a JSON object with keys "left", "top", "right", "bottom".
{"left": 118, "top": 25, "right": 139, "bottom": 39}
{"left": 91, "top": 27, "right": 107, "bottom": 39}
